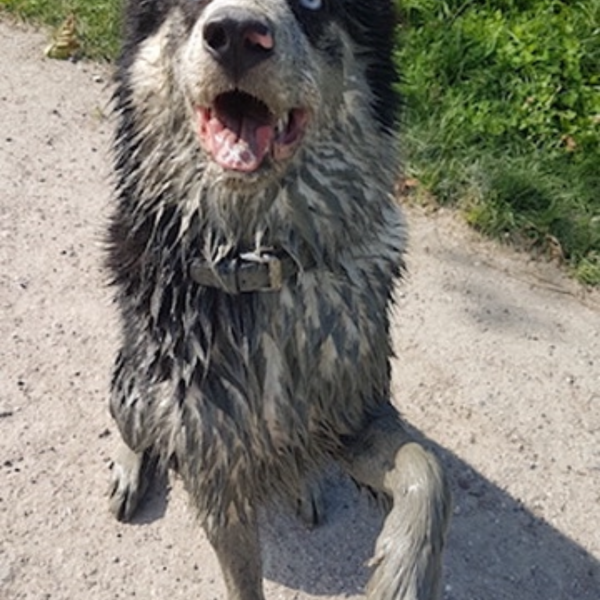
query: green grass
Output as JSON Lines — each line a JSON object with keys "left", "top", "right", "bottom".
{"left": 396, "top": 0, "right": 600, "bottom": 285}
{"left": 2, "top": 0, "right": 599, "bottom": 284}
{"left": 1, "top": 0, "right": 122, "bottom": 60}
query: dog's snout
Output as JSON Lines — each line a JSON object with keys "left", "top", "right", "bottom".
{"left": 203, "top": 9, "right": 274, "bottom": 79}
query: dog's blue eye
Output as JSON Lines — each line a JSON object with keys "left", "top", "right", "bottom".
{"left": 299, "top": 0, "right": 323, "bottom": 10}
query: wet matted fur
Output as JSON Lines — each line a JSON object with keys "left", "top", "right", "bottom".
{"left": 106, "top": 1, "right": 451, "bottom": 599}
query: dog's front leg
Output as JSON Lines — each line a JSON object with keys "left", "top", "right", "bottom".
{"left": 341, "top": 405, "right": 451, "bottom": 600}
{"left": 204, "top": 508, "right": 265, "bottom": 600}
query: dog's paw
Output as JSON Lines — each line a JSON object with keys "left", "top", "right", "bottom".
{"left": 108, "top": 445, "right": 154, "bottom": 522}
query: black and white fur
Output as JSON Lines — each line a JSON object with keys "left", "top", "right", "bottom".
{"left": 107, "top": 1, "right": 451, "bottom": 599}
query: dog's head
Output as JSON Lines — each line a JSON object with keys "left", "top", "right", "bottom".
{"left": 118, "top": 0, "right": 398, "bottom": 189}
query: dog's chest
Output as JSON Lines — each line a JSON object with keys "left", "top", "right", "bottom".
{"left": 145, "top": 254, "right": 388, "bottom": 452}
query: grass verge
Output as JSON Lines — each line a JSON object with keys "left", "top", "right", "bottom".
{"left": 396, "top": 0, "right": 600, "bottom": 285}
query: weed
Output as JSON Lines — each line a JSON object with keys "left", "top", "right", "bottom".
{"left": 1, "top": 0, "right": 121, "bottom": 60}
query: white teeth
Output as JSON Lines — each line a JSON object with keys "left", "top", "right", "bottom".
{"left": 275, "top": 113, "right": 290, "bottom": 136}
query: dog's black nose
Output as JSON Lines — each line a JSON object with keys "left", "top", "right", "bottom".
{"left": 203, "top": 9, "right": 274, "bottom": 80}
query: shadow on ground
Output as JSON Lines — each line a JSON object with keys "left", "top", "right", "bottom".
{"left": 259, "top": 445, "right": 599, "bottom": 600}
{"left": 127, "top": 440, "right": 599, "bottom": 600}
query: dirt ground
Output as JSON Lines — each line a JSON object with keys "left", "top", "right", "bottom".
{"left": 1, "top": 19, "right": 599, "bottom": 600}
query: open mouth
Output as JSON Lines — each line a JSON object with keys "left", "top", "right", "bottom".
{"left": 197, "top": 90, "right": 309, "bottom": 173}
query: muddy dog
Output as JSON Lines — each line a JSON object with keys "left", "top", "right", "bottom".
{"left": 107, "top": 1, "right": 451, "bottom": 598}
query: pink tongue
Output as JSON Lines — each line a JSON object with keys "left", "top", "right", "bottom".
{"left": 204, "top": 112, "right": 274, "bottom": 172}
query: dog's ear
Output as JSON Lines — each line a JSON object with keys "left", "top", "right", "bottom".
{"left": 121, "top": 0, "right": 171, "bottom": 52}
{"left": 340, "top": 0, "right": 400, "bottom": 133}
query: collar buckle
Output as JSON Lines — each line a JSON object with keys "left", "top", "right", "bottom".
{"left": 238, "top": 250, "right": 283, "bottom": 291}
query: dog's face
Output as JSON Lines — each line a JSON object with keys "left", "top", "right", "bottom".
{"left": 119, "top": 0, "right": 398, "bottom": 190}
{"left": 181, "top": 0, "right": 337, "bottom": 176}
